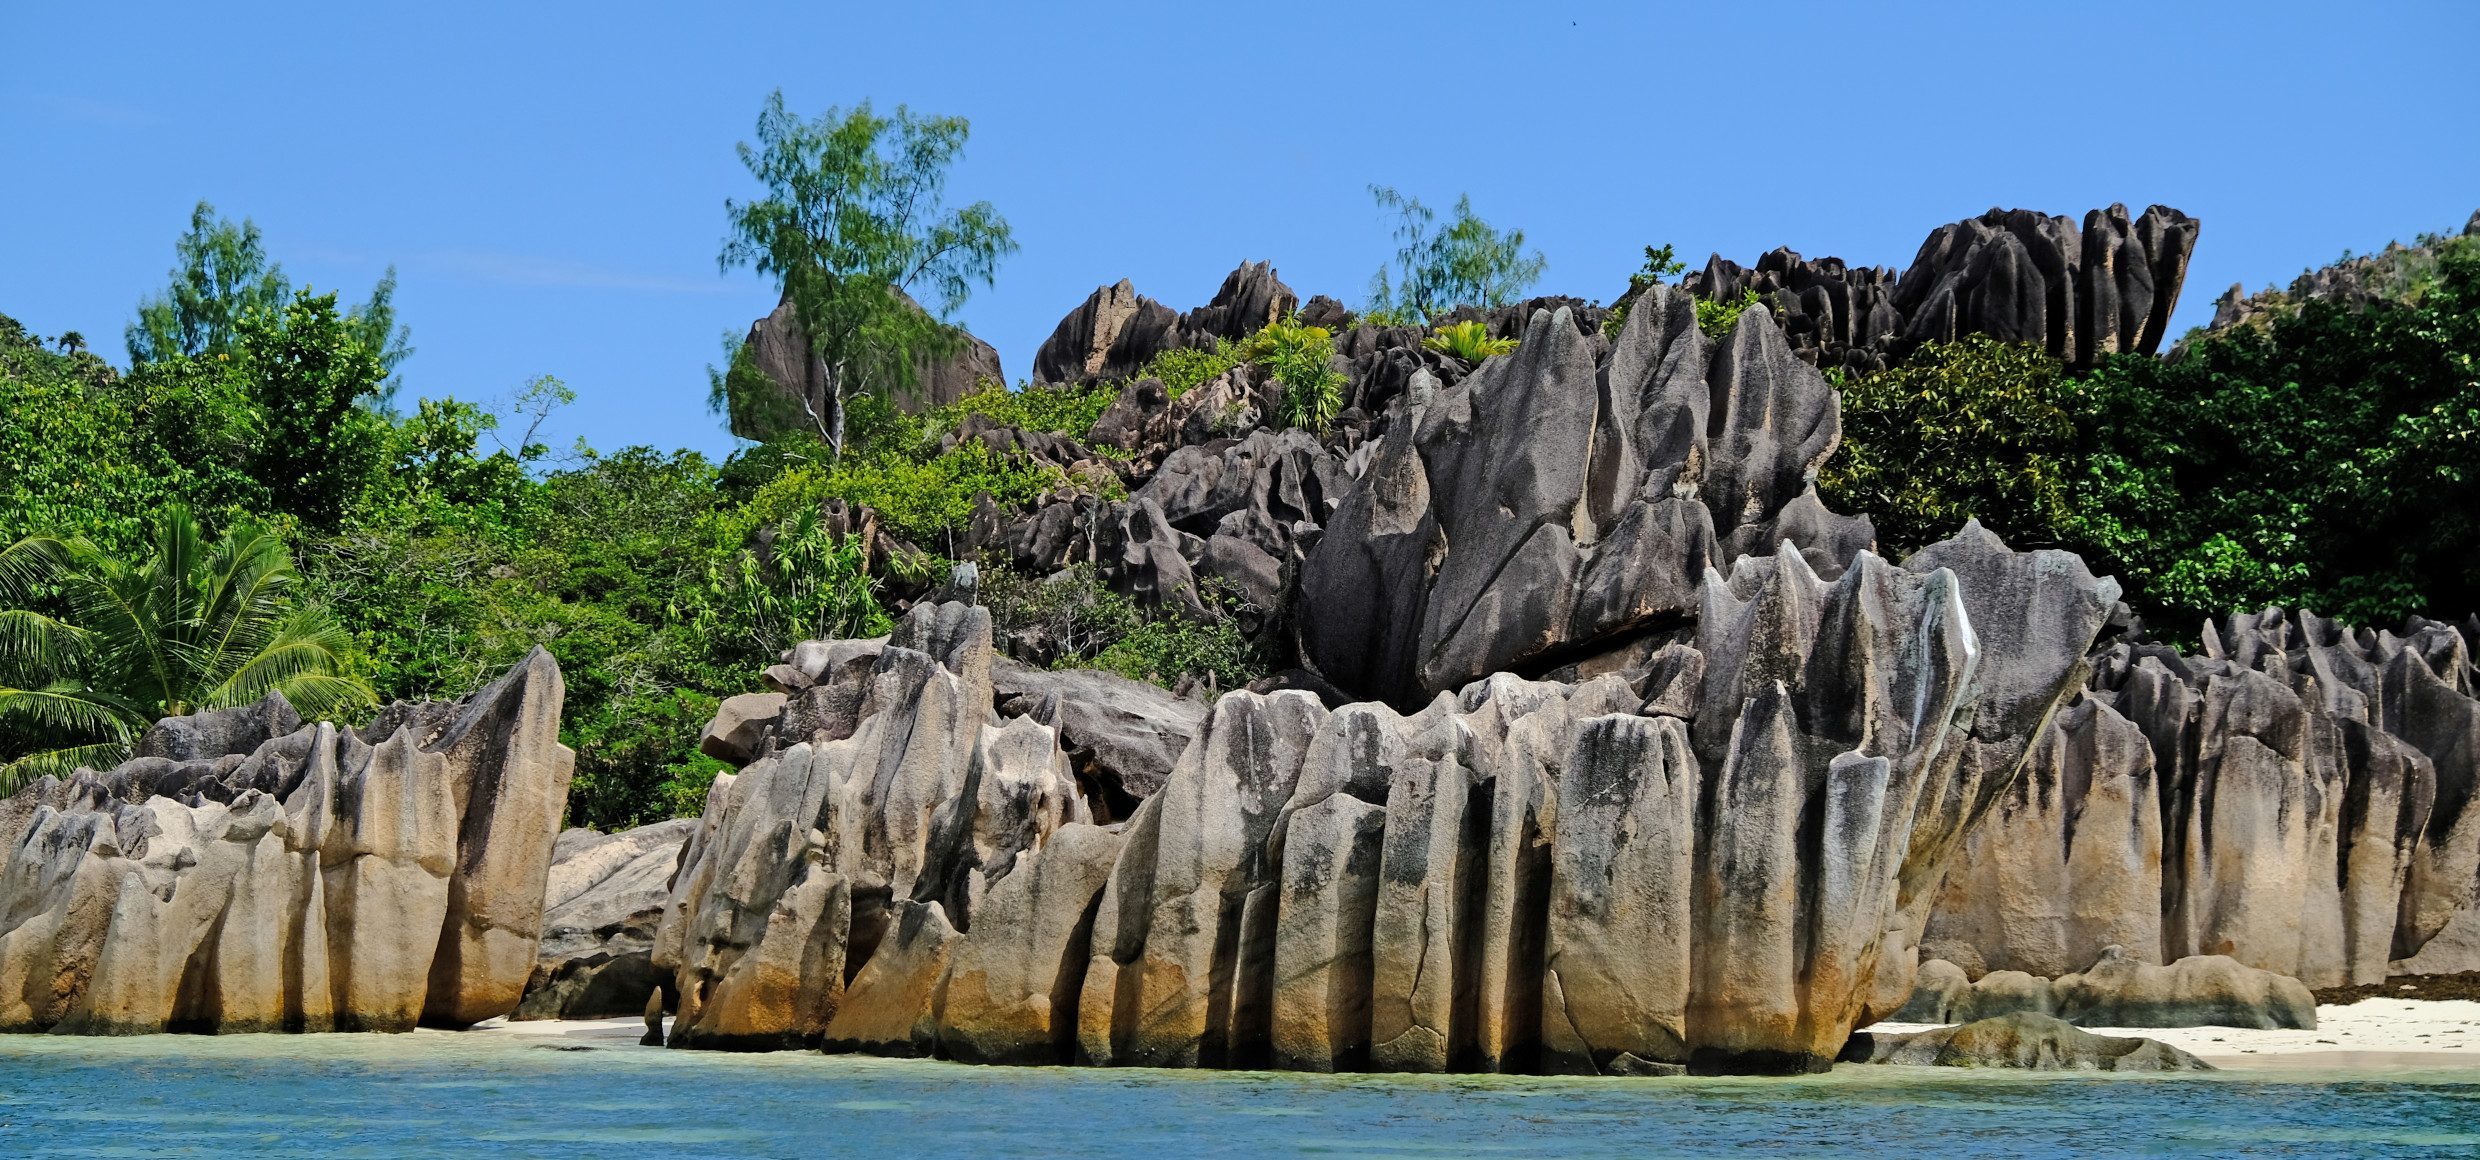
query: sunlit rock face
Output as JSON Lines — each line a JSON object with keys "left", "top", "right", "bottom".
{"left": 661, "top": 497, "right": 2111, "bottom": 1074}
{"left": 1923, "top": 608, "right": 2480, "bottom": 990}
{"left": 0, "top": 651, "right": 573, "bottom": 1034}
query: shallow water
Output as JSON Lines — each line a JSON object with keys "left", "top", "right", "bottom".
{"left": 3, "top": 1029, "right": 2478, "bottom": 1158}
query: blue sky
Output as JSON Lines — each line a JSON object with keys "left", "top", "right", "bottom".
{"left": 5, "top": 1, "right": 2475, "bottom": 461}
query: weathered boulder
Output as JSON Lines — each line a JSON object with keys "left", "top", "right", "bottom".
{"left": 935, "top": 823, "right": 1123, "bottom": 1064}
{"left": 732, "top": 290, "right": 1001, "bottom": 441}
{"left": 698, "top": 692, "right": 787, "bottom": 766}
{"left": 1924, "top": 696, "right": 2163, "bottom": 978}
{"left": 0, "top": 651, "right": 573, "bottom": 1034}
{"left": 991, "top": 659, "right": 1205, "bottom": 813}
{"left": 1849, "top": 1012, "right": 2210, "bottom": 1071}
{"left": 1076, "top": 690, "right": 1327, "bottom": 1068}
{"left": 655, "top": 603, "right": 1095, "bottom": 1052}
{"left": 2050, "top": 948, "right": 2317, "bottom": 1030}
{"left": 1926, "top": 605, "right": 2480, "bottom": 989}
{"left": 514, "top": 819, "right": 695, "bottom": 1020}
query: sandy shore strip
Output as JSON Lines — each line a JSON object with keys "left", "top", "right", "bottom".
{"left": 1865, "top": 998, "right": 2480, "bottom": 1070}
{"left": 466, "top": 1002, "right": 2480, "bottom": 1073}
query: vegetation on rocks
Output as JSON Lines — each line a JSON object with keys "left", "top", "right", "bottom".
{"left": 1422, "top": 319, "right": 1517, "bottom": 363}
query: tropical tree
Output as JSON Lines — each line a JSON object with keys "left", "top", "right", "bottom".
{"left": 0, "top": 505, "right": 373, "bottom": 789}
{"left": 719, "top": 92, "right": 1016, "bottom": 453}
{"left": 1364, "top": 186, "right": 1547, "bottom": 324}
{"left": 126, "top": 200, "right": 413, "bottom": 410}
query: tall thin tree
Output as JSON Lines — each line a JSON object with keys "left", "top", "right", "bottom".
{"left": 719, "top": 92, "right": 1015, "bottom": 452}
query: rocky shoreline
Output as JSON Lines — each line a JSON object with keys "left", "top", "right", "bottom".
{"left": 5, "top": 201, "right": 2478, "bottom": 1081}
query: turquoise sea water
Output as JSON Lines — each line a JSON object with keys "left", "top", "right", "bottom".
{"left": 3, "top": 1027, "right": 2478, "bottom": 1158}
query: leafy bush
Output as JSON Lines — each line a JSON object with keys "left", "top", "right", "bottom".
{"left": 1820, "top": 337, "right": 2078, "bottom": 559}
{"left": 932, "top": 377, "right": 1116, "bottom": 436}
{"left": 1695, "top": 288, "right": 1761, "bottom": 339}
{"left": 1240, "top": 317, "right": 1344, "bottom": 431}
{"left": 977, "top": 561, "right": 1267, "bottom": 689}
{"left": 1422, "top": 320, "right": 1517, "bottom": 363}
{"left": 1141, "top": 340, "right": 1242, "bottom": 397}
{"left": 686, "top": 505, "right": 890, "bottom": 668}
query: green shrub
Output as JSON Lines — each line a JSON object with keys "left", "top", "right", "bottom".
{"left": 1820, "top": 337, "right": 2078, "bottom": 559}
{"left": 977, "top": 562, "right": 1268, "bottom": 689}
{"left": 1695, "top": 288, "right": 1761, "bottom": 339}
{"left": 687, "top": 504, "right": 890, "bottom": 667}
{"left": 1240, "top": 317, "right": 1344, "bottom": 432}
{"left": 1422, "top": 320, "right": 1517, "bottom": 363}
{"left": 932, "top": 378, "right": 1117, "bottom": 437}
{"left": 1141, "top": 340, "right": 1242, "bottom": 397}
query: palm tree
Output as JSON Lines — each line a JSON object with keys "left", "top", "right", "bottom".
{"left": 0, "top": 505, "right": 374, "bottom": 790}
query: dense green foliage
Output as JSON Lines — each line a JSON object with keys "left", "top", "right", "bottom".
{"left": 717, "top": 92, "right": 1014, "bottom": 450}
{"left": 0, "top": 506, "right": 370, "bottom": 789}
{"left": 1364, "top": 186, "right": 1546, "bottom": 324}
{"left": 128, "top": 201, "right": 411, "bottom": 411}
{"left": 1821, "top": 336, "right": 2077, "bottom": 560}
{"left": 1827, "top": 236, "right": 2480, "bottom": 633}
{"left": 976, "top": 564, "right": 1262, "bottom": 688}
{"left": 1140, "top": 340, "right": 1242, "bottom": 396}
{"left": 2068, "top": 240, "right": 2480, "bottom": 628}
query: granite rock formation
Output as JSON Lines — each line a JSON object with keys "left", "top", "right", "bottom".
{"left": 664, "top": 484, "right": 2115, "bottom": 1074}
{"left": 0, "top": 651, "right": 574, "bottom": 1033}
{"left": 1032, "top": 262, "right": 1297, "bottom": 385}
{"left": 2203, "top": 208, "right": 2480, "bottom": 339}
{"left": 1684, "top": 204, "right": 2199, "bottom": 376}
{"left": 1297, "top": 292, "right": 1878, "bottom": 708}
{"left": 514, "top": 818, "right": 695, "bottom": 1020}
{"left": 732, "top": 290, "right": 1003, "bottom": 441}
{"left": 1922, "top": 608, "right": 2480, "bottom": 989}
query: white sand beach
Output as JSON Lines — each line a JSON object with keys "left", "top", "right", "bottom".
{"left": 472, "top": 1002, "right": 2480, "bottom": 1072}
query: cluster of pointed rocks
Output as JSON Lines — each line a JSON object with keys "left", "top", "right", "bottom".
{"left": 7, "top": 202, "right": 2479, "bottom": 1080}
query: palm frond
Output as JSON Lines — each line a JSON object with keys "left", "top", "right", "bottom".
{"left": 0, "top": 682, "right": 149, "bottom": 740}
{"left": 0, "top": 609, "right": 91, "bottom": 679}
{"left": 0, "top": 739, "right": 135, "bottom": 796}
{"left": 204, "top": 605, "right": 368, "bottom": 718}
{"left": 261, "top": 673, "right": 377, "bottom": 724}
{"left": 0, "top": 535, "right": 76, "bottom": 604}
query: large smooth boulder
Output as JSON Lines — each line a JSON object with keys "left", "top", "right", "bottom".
{"left": 514, "top": 819, "right": 695, "bottom": 1020}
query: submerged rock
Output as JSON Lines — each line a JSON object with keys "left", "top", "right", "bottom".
{"left": 1848, "top": 1012, "right": 2210, "bottom": 1071}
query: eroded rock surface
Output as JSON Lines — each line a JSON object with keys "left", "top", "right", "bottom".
{"left": 1924, "top": 607, "right": 2480, "bottom": 989}
{"left": 515, "top": 819, "right": 694, "bottom": 1020}
{"left": 0, "top": 651, "right": 574, "bottom": 1034}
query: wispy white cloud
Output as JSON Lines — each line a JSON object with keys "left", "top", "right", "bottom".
{"left": 417, "top": 250, "right": 734, "bottom": 294}
{"left": 35, "top": 93, "right": 168, "bottom": 127}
